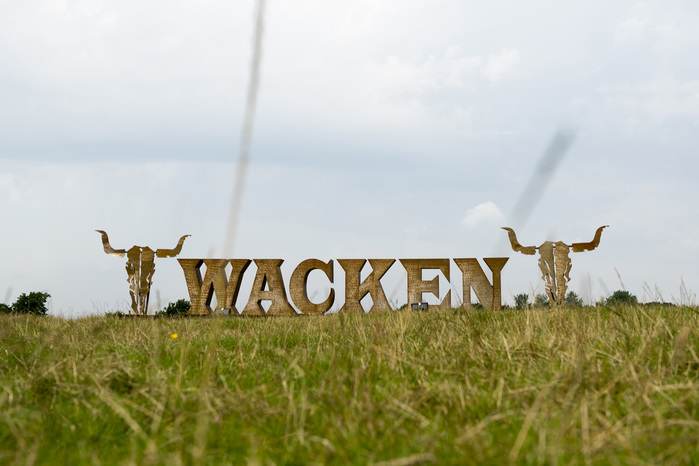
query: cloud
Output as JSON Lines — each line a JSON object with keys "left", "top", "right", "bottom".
{"left": 483, "top": 49, "right": 521, "bottom": 83}
{"left": 0, "top": 173, "right": 21, "bottom": 202}
{"left": 613, "top": 1, "right": 699, "bottom": 55}
{"left": 600, "top": 75, "right": 699, "bottom": 123}
{"left": 365, "top": 46, "right": 483, "bottom": 95}
{"left": 462, "top": 201, "right": 505, "bottom": 229}
{"left": 366, "top": 46, "right": 521, "bottom": 95}
{"left": 613, "top": 3, "right": 653, "bottom": 47}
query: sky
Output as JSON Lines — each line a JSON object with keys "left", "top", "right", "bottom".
{"left": 1, "top": 0, "right": 698, "bottom": 316}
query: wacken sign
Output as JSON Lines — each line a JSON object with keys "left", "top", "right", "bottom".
{"left": 97, "top": 226, "right": 607, "bottom": 315}
{"left": 178, "top": 257, "right": 508, "bottom": 316}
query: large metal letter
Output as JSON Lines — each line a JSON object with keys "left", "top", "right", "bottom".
{"left": 399, "top": 259, "right": 451, "bottom": 310}
{"left": 178, "top": 259, "right": 251, "bottom": 315}
{"left": 179, "top": 259, "right": 227, "bottom": 316}
{"left": 338, "top": 259, "right": 394, "bottom": 313}
{"left": 223, "top": 259, "right": 253, "bottom": 314}
{"left": 289, "top": 259, "right": 335, "bottom": 315}
{"left": 242, "top": 259, "right": 296, "bottom": 316}
{"left": 454, "top": 258, "right": 508, "bottom": 310}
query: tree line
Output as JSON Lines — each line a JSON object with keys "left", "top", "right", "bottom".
{"left": 0, "top": 292, "right": 51, "bottom": 315}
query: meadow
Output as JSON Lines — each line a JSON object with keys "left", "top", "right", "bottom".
{"left": 0, "top": 306, "right": 697, "bottom": 465}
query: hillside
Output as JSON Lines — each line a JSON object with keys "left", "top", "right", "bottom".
{"left": 1, "top": 306, "right": 697, "bottom": 464}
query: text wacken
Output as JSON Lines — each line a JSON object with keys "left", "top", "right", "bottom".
{"left": 178, "top": 257, "right": 508, "bottom": 316}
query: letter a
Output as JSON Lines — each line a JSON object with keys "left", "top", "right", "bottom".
{"left": 242, "top": 259, "right": 297, "bottom": 316}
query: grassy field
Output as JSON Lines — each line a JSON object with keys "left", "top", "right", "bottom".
{"left": 1, "top": 306, "right": 698, "bottom": 465}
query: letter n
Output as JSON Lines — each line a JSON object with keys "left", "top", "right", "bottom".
{"left": 453, "top": 258, "right": 508, "bottom": 310}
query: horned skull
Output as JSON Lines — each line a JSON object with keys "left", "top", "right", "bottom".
{"left": 96, "top": 230, "right": 190, "bottom": 315}
{"left": 501, "top": 226, "right": 608, "bottom": 305}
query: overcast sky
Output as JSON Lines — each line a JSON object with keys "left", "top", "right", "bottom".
{"left": 1, "top": 0, "right": 698, "bottom": 315}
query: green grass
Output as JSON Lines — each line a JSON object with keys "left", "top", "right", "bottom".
{"left": 1, "top": 306, "right": 698, "bottom": 465}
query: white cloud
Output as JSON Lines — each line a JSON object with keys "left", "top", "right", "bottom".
{"left": 0, "top": 173, "right": 21, "bottom": 202}
{"left": 613, "top": 1, "right": 699, "bottom": 55}
{"left": 601, "top": 75, "right": 699, "bottom": 122}
{"left": 614, "top": 3, "right": 652, "bottom": 47}
{"left": 462, "top": 201, "right": 505, "bottom": 229}
{"left": 366, "top": 46, "right": 522, "bottom": 96}
{"left": 483, "top": 49, "right": 521, "bottom": 83}
{"left": 1, "top": 0, "right": 699, "bottom": 312}
{"left": 365, "top": 46, "right": 483, "bottom": 95}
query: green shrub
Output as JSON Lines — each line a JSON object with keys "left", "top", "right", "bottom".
{"left": 606, "top": 290, "right": 638, "bottom": 307}
{"left": 534, "top": 293, "right": 550, "bottom": 308}
{"left": 565, "top": 291, "right": 583, "bottom": 307}
{"left": 12, "top": 292, "right": 51, "bottom": 315}
{"left": 158, "top": 299, "right": 191, "bottom": 317}
{"left": 0, "top": 303, "right": 12, "bottom": 314}
{"left": 643, "top": 301, "right": 676, "bottom": 307}
{"left": 514, "top": 293, "right": 529, "bottom": 310}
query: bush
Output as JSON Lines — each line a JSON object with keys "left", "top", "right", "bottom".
{"left": 0, "top": 303, "right": 11, "bottom": 314}
{"left": 514, "top": 293, "right": 529, "bottom": 310}
{"left": 12, "top": 292, "right": 51, "bottom": 315}
{"left": 643, "top": 301, "right": 676, "bottom": 308}
{"left": 158, "top": 299, "right": 191, "bottom": 317}
{"left": 606, "top": 290, "right": 638, "bottom": 307}
{"left": 565, "top": 291, "right": 583, "bottom": 307}
{"left": 534, "top": 293, "right": 550, "bottom": 308}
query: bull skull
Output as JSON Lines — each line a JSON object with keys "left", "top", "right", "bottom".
{"left": 96, "top": 230, "right": 190, "bottom": 315}
{"left": 501, "top": 226, "right": 608, "bottom": 305}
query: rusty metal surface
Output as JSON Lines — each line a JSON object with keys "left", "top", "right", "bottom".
{"left": 97, "top": 231, "right": 189, "bottom": 315}
{"left": 178, "top": 259, "right": 251, "bottom": 316}
{"left": 399, "top": 259, "right": 451, "bottom": 311}
{"left": 172, "top": 255, "right": 512, "bottom": 315}
{"left": 241, "top": 259, "right": 297, "bottom": 316}
{"left": 454, "top": 257, "right": 508, "bottom": 310}
{"left": 289, "top": 259, "right": 335, "bottom": 315}
{"left": 501, "top": 226, "right": 607, "bottom": 305}
{"left": 338, "top": 259, "right": 394, "bottom": 313}
{"left": 500, "top": 228, "right": 536, "bottom": 255}
{"left": 571, "top": 225, "right": 608, "bottom": 253}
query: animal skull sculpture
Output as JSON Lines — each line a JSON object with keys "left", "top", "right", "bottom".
{"left": 501, "top": 226, "right": 608, "bottom": 305}
{"left": 96, "top": 230, "right": 190, "bottom": 315}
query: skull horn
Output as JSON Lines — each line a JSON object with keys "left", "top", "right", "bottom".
{"left": 156, "top": 235, "right": 191, "bottom": 258}
{"left": 501, "top": 227, "right": 537, "bottom": 255}
{"left": 96, "top": 230, "right": 126, "bottom": 257}
{"left": 571, "top": 225, "right": 609, "bottom": 253}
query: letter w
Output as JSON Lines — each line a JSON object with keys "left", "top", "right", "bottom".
{"left": 178, "top": 259, "right": 251, "bottom": 315}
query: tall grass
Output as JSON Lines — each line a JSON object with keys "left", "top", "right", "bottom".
{"left": 1, "top": 306, "right": 697, "bottom": 464}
